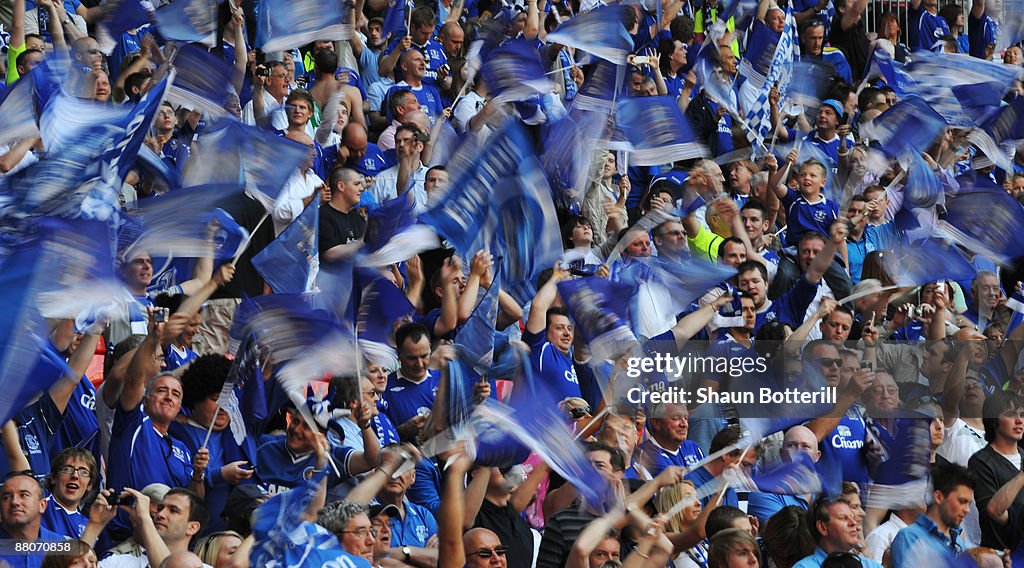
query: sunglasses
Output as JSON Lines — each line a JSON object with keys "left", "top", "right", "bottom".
{"left": 568, "top": 406, "right": 592, "bottom": 420}
{"left": 816, "top": 358, "right": 842, "bottom": 368}
{"left": 468, "top": 545, "right": 509, "bottom": 558}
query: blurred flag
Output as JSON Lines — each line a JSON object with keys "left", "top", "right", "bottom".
{"left": 257, "top": 0, "right": 353, "bottom": 51}
{"left": 357, "top": 193, "right": 438, "bottom": 267}
{"left": 221, "top": 334, "right": 269, "bottom": 445}
{"left": 0, "top": 73, "right": 40, "bottom": 147}
{"left": 545, "top": 6, "right": 633, "bottom": 64}
{"left": 745, "top": 10, "right": 795, "bottom": 147}
{"left": 939, "top": 182, "right": 1024, "bottom": 264}
{"left": 356, "top": 277, "right": 415, "bottom": 371}
{"left": 381, "top": 0, "right": 413, "bottom": 40}
{"left": 313, "top": 257, "right": 355, "bottom": 322}
{"left": 154, "top": 0, "right": 217, "bottom": 45}
{"left": 863, "top": 410, "right": 933, "bottom": 511}
{"left": 124, "top": 186, "right": 247, "bottom": 262}
{"left": 982, "top": 92, "right": 1024, "bottom": 144}
{"left": 95, "top": 0, "right": 152, "bottom": 55}
{"left": 456, "top": 271, "right": 502, "bottom": 376}
{"left": 786, "top": 59, "right": 832, "bottom": 108}
{"left": 558, "top": 277, "right": 636, "bottom": 361}
{"left": 621, "top": 256, "right": 738, "bottom": 337}
{"left": 252, "top": 200, "right": 319, "bottom": 295}
{"left": 166, "top": 44, "right": 235, "bottom": 117}
{"left": 861, "top": 47, "right": 913, "bottom": 95}
{"left": 902, "top": 152, "right": 943, "bottom": 209}
{"left": 541, "top": 108, "right": 608, "bottom": 200}
{"left": 480, "top": 39, "right": 551, "bottom": 104}
{"left": 859, "top": 96, "right": 947, "bottom": 159}
{"left": 615, "top": 96, "right": 708, "bottom": 165}
{"left": 880, "top": 239, "right": 976, "bottom": 287}
{"left": 727, "top": 451, "right": 823, "bottom": 494}
{"left": 570, "top": 59, "right": 625, "bottom": 113}
{"left": 905, "top": 50, "right": 1023, "bottom": 127}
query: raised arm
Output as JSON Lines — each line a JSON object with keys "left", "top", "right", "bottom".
{"left": 1, "top": 420, "right": 30, "bottom": 472}
{"left": 229, "top": 6, "right": 249, "bottom": 97}
{"left": 840, "top": 0, "right": 868, "bottom": 29}
{"left": 971, "top": 0, "right": 985, "bottom": 19}
{"left": 804, "top": 220, "right": 847, "bottom": 285}
{"left": 669, "top": 294, "right": 735, "bottom": 351}
{"left": 48, "top": 330, "right": 102, "bottom": 414}
{"left": 462, "top": 466, "right": 491, "bottom": 531}
{"left": 438, "top": 450, "right": 472, "bottom": 568}
{"left": 458, "top": 251, "right": 491, "bottom": 322}
{"left": 525, "top": 264, "right": 569, "bottom": 335}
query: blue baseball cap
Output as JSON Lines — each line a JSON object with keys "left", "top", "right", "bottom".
{"left": 821, "top": 98, "right": 845, "bottom": 116}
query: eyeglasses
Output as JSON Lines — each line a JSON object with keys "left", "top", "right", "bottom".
{"left": 815, "top": 358, "right": 842, "bottom": 368}
{"left": 57, "top": 466, "right": 92, "bottom": 479}
{"left": 341, "top": 528, "right": 377, "bottom": 539}
{"left": 568, "top": 406, "right": 592, "bottom": 420}
{"left": 468, "top": 546, "right": 509, "bottom": 558}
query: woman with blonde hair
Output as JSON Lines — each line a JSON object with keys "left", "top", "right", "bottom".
{"left": 655, "top": 480, "right": 710, "bottom": 567}
{"left": 194, "top": 530, "right": 245, "bottom": 568}
{"left": 708, "top": 528, "right": 761, "bottom": 568}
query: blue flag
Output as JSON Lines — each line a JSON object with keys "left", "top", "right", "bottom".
{"left": 96, "top": 0, "right": 152, "bottom": 55}
{"left": 480, "top": 39, "right": 551, "bottom": 104}
{"left": 615, "top": 96, "right": 708, "bottom": 165}
{"left": 356, "top": 277, "right": 415, "bottom": 370}
{"left": 786, "top": 58, "right": 832, "bottom": 108}
{"left": 124, "top": 185, "right": 247, "bottom": 261}
{"left": 381, "top": 0, "right": 413, "bottom": 40}
{"left": 571, "top": 59, "right": 625, "bottom": 113}
{"left": 252, "top": 201, "right": 319, "bottom": 295}
{"left": 983, "top": 92, "right": 1024, "bottom": 144}
{"left": 906, "top": 50, "right": 1023, "bottom": 127}
{"left": 357, "top": 194, "right": 438, "bottom": 267}
{"left": 752, "top": 451, "right": 823, "bottom": 495}
{"left": 558, "top": 277, "right": 637, "bottom": 361}
{"left": 0, "top": 73, "right": 40, "bottom": 147}
{"left": 941, "top": 183, "right": 1024, "bottom": 264}
{"left": 545, "top": 6, "right": 633, "bottom": 64}
{"left": 312, "top": 257, "right": 355, "bottom": 323}
{"left": 861, "top": 96, "right": 947, "bottom": 159}
{"left": 456, "top": 271, "right": 502, "bottom": 376}
{"left": 881, "top": 239, "right": 976, "bottom": 287}
{"left": 154, "top": 0, "right": 217, "bottom": 45}
{"left": 861, "top": 47, "right": 913, "bottom": 95}
{"left": 903, "top": 152, "right": 942, "bottom": 209}
{"left": 166, "top": 44, "right": 235, "bottom": 117}
{"left": 257, "top": 0, "right": 353, "bottom": 52}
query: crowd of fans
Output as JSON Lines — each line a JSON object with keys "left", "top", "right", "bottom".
{"left": 1, "top": 0, "right": 1024, "bottom": 564}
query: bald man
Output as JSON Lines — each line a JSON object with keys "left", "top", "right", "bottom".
{"left": 464, "top": 528, "right": 508, "bottom": 568}
{"left": 328, "top": 123, "right": 391, "bottom": 182}
{"left": 746, "top": 425, "right": 821, "bottom": 526}
{"left": 158, "top": 550, "right": 205, "bottom": 568}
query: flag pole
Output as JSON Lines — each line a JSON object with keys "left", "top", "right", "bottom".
{"left": 233, "top": 212, "right": 270, "bottom": 264}
{"left": 202, "top": 407, "right": 219, "bottom": 448}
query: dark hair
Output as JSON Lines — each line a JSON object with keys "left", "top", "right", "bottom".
{"left": 546, "top": 306, "right": 571, "bottom": 329}
{"left": 982, "top": 391, "right": 1024, "bottom": 443}
{"left": 16, "top": 48, "right": 43, "bottom": 69}
{"left": 858, "top": 87, "right": 884, "bottom": 112}
{"left": 808, "top": 497, "right": 846, "bottom": 544}
{"left": 584, "top": 441, "right": 625, "bottom": 472}
{"left": 286, "top": 88, "right": 315, "bottom": 112}
{"left": 735, "top": 259, "right": 769, "bottom": 282}
{"left": 669, "top": 15, "right": 694, "bottom": 43}
{"left": 329, "top": 167, "right": 359, "bottom": 188}
{"left": 165, "top": 488, "right": 209, "bottom": 531}
{"left": 153, "top": 293, "right": 185, "bottom": 314}
{"left": 706, "top": 506, "right": 748, "bottom": 540}
{"left": 411, "top": 6, "right": 436, "bottom": 28}
{"left": 48, "top": 448, "right": 98, "bottom": 492}
{"left": 710, "top": 425, "right": 742, "bottom": 454}
{"left": 181, "top": 354, "right": 233, "bottom": 411}
{"left": 388, "top": 88, "right": 414, "bottom": 117}
{"left": 562, "top": 215, "right": 593, "bottom": 247}
{"left": 798, "top": 231, "right": 828, "bottom": 248}
{"left": 106, "top": 335, "right": 147, "bottom": 376}
{"left": 930, "top": 462, "right": 975, "bottom": 496}
{"left": 763, "top": 506, "right": 816, "bottom": 567}
{"left": 329, "top": 374, "right": 361, "bottom": 408}
{"left": 718, "top": 237, "right": 746, "bottom": 259}
{"left": 314, "top": 49, "right": 339, "bottom": 75}
{"left": 395, "top": 322, "right": 431, "bottom": 353}
{"left": 822, "top": 551, "right": 863, "bottom": 568}
{"left": 123, "top": 70, "right": 152, "bottom": 99}
{"left": 938, "top": 3, "right": 963, "bottom": 28}
{"left": 741, "top": 198, "right": 768, "bottom": 219}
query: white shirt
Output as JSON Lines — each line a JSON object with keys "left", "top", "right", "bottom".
{"left": 272, "top": 169, "right": 324, "bottom": 235}
{"left": 0, "top": 143, "right": 38, "bottom": 177}
{"left": 242, "top": 90, "right": 288, "bottom": 131}
{"left": 453, "top": 91, "right": 491, "bottom": 137}
{"left": 368, "top": 163, "right": 428, "bottom": 213}
{"left": 864, "top": 513, "right": 908, "bottom": 562}
{"left": 100, "top": 553, "right": 212, "bottom": 568}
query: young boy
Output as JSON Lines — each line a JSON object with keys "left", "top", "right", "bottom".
{"left": 773, "top": 155, "right": 840, "bottom": 248}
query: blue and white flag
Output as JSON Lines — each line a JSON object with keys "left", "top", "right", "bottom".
{"left": 480, "top": 39, "right": 551, "bottom": 104}
{"left": 738, "top": 16, "right": 786, "bottom": 90}
{"left": 257, "top": 0, "right": 354, "bottom": 52}
{"left": 0, "top": 73, "right": 40, "bottom": 147}
{"left": 456, "top": 271, "right": 502, "bottom": 377}
{"left": 96, "top": 0, "right": 152, "bottom": 55}
{"left": 614, "top": 96, "right": 708, "bottom": 165}
{"left": 570, "top": 59, "right": 624, "bottom": 112}
{"left": 123, "top": 185, "right": 246, "bottom": 261}
{"left": 982, "top": 92, "right": 1024, "bottom": 144}
{"left": 312, "top": 257, "right": 355, "bottom": 323}
{"left": 906, "top": 50, "right": 1023, "bottom": 127}
{"left": 881, "top": 239, "right": 976, "bottom": 286}
{"left": 154, "top": 0, "right": 217, "bottom": 45}
{"left": 861, "top": 47, "right": 913, "bottom": 95}
{"left": 744, "top": 10, "right": 796, "bottom": 145}
{"left": 545, "top": 5, "right": 633, "bottom": 64}
{"left": 860, "top": 96, "right": 947, "bottom": 159}
{"left": 252, "top": 200, "right": 319, "bottom": 295}
{"left": 356, "top": 277, "right": 415, "bottom": 370}
{"left": 727, "top": 451, "right": 822, "bottom": 495}
{"left": 786, "top": 59, "right": 832, "bottom": 108}
{"left": 357, "top": 193, "right": 438, "bottom": 267}
{"left": 902, "top": 152, "right": 943, "bottom": 209}
{"left": 939, "top": 182, "right": 1024, "bottom": 264}
{"left": 557, "top": 277, "right": 636, "bottom": 361}
{"left": 166, "top": 44, "right": 235, "bottom": 116}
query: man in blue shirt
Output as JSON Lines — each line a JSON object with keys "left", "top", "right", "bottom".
{"left": 908, "top": 0, "right": 950, "bottom": 51}
{"left": 380, "top": 6, "right": 448, "bottom": 89}
{"left": 637, "top": 402, "right": 706, "bottom": 475}
{"left": 890, "top": 462, "right": 975, "bottom": 565}
{"left": 967, "top": 0, "right": 997, "bottom": 60}
{"left": 685, "top": 426, "right": 742, "bottom": 508}
{"left": 40, "top": 448, "right": 95, "bottom": 539}
{"left": 748, "top": 425, "right": 819, "bottom": 526}
{"left": 802, "top": 100, "right": 856, "bottom": 176}
{"left": 523, "top": 266, "right": 584, "bottom": 404}
{"left": 384, "top": 323, "right": 442, "bottom": 439}
{"left": 386, "top": 50, "right": 446, "bottom": 124}
{"left": 794, "top": 498, "right": 884, "bottom": 568}
{"left": 374, "top": 447, "right": 439, "bottom": 551}
{"left": 800, "top": 19, "right": 853, "bottom": 84}
{"left": 0, "top": 473, "right": 67, "bottom": 568}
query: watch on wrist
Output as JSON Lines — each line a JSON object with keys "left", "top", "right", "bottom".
{"left": 192, "top": 469, "right": 206, "bottom": 482}
{"left": 403, "top": 546, "right": 412, "bottom": 562}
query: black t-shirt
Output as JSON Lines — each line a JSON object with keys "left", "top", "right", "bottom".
{"left": 473, "top": 499, "right": 535, "bottom": 568}
{"left": 969, "top": 444, "right": 1024, "bottom": 550}
{"left": 830, "top": 15, "right": 869, "bottom": 83}
{"left": 212, "top": 192, "right": 276, "bottom": 299}
{"left": 319, "top": 204, "right": 366, "bottom": 254}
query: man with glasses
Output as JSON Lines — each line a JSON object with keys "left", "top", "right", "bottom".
{"left": 969, "top": 391, "right": 1024, "bottom": 551}
{"left": 371, "top": 444, "right": 438, "bottom": 557}
{"left": 244, "top": 60, "right": 290, "bottom": 131}
{"left": 464, "top": 528, "right": 509, "bottom": 568}
{"left": 317, "top": 501, "right": 378, "bottom": 565}
{"left": 326, "top": 375, "right": 381, "bottom": 501}
{"left": 40, "top": 448, "right": 96, "bottom": 539}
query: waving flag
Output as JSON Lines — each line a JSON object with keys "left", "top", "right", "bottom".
{"left": 0, "top": 73, "right": 40, "bottom": 147}
{"left": 558, "top": 277, "right": 637, "bottom": 361}
{"left": 123, "top": 186, "right": 247, "bottom": 262}
{"left": 456, "top": 271, "right": 502, "bottom": 376}
{"left": 541, "top": 108, "right": 608, "bottom": 199}
{"left": 786, "top": 59, "right": 832, "bottom": 108}
{"left": 726, "top": 451, "right": 822, "bottom": 495}
{"left": 615, "top": 96, "right": 708, "bottom": 164}
{"left": 95, "top": 0, "right": 152, "bottom": 55}
{"left": 982, "top": 92, "right": 1024, "bottom": 144}
{"left": 859, "top": 96, "right": 946, "bottom": 159}
{"left": 905, "top": 50, "right": 1023, "bottom": 127}
{"left": 221, "top": 335, "right": 270, "bottom": 445}
{"left": 939, "top": 183, "right": 1024, "bottom": 264}
{"left": 357, "top": 194, "right": 438, "bottom": 267}
{"left": 381, "top": 0, "right": 413, "bottom": 40}
{"left": 745, "top": 10, "right": 795, "bottom": 146}
{"left": 313, "top": 257, "right": 355, "bottom": 323}
{"left": 861, "top": 47, "right": 913, "bottom": 95}
{"left": 571, "top": 59, "right": 625, "bottom": 112}
{"left": 356, "top": 277, "right": 415, "bottom": 370}
{"left": 257, "top": 0, "right": 353, "bottom": 52}
{"left": 252, "top": 200, "right": 319, "bottom": 295}
{"left": 480, "top": 39, "right": 551, "bottom": 104}
{"left": 881, "top": 240, "right": 976, "bottom": 286}
{"left": 166, "top": 44, "right": 235, "bottom": 116}
{"left": 546, "top": 5, "right": 633, "bottom": 64}
{"left": 154, "top": 0, "right": 217, "bottom": 45}
{"left": 863, "top": 410, "right": 933, "bottom": 510}
{"left": 902, "top": 152, "right": 943, "bottom": 209}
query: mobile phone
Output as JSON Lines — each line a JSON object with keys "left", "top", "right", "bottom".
{"left": 632, "top": 56, "right": 651, "bottom": 66}
{"left": 108, "top": 494, "right": 136, "bottom": 508}
{"left": 860, "top": 361, "right": 873, "bottom": 370}
{"left": 154, "top": 308, "right": 168, "bottom": 323}
{"left": 935, "top": 282, "right": 945, "bottom": 293}
{"left": 255, "top": 66, "right": 269, "bottom": 77}
{"left": 907, "top": 305, "right": 918, "bottom": 320}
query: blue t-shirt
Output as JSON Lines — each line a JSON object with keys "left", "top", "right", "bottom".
{"left": 0, "top": 395, "right": 63, "bottom": 482}
{"left": 41, "top": 495, "right": 87, "bottom": 539}
{"left": 107, "top": 404, "right": 194, "bottom": 491}
{"left": 0, "top": 526, "right": 66, "bottom": 568}
{"left": 890, "top": 515, "right": 959, "bottom": 566}
{"left": 388, "top": 500, "right": 439, "bottom": 548}
{"left": 522, "top": 330, "right": 582, "bottom": 403}
{"left": 407, "top": 459, "right": 442, "bottom": 516}
{"left": 164, "top": 345, "right": 198, "bottom": 371}
{"left": 385, "top": 83, "right": 446, "bottom": 123}
{"left": 383, "top": 38, "right": 448, "bottom": 89}
{"left": 909, "top": 4, "right": 951, "bottom": 51}
{"left": 781, "top": 188, "right": 839, "bottom": 247}
{"left": 847, "top": 222, "right": 900, "bottom": 284}
{"left": 50, "top": 378, "right": 99, "bottom": 460}
{"left": 256, "top": 435, "right": 355, "bottom": 496}
{"left": 755, "top": 276, "right": 821, "bottom": 331}
{"left": 747, "top": 492, "right": 809, "bottom": 527}
{"left": 803, "top": 130, "right": 854, "bottom": 176}
{"left": 383, "top": 370, "right": 441, "bottom": 428}
{"left": 968, "top": 11, "right": 998, "bottom": 59}
{"left": 637, "top": 438, "right": 706, "bottom": 476}
{"left": 819, "top": 407, "right": 869, "bottom": 485}
{"left": 687, "top": 466, "right": 739, "bottom": 508}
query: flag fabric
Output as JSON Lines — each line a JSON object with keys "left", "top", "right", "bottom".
{"left": 902, "top": 152, "right": 943, "bottom": 209}
{"left": 982, "top": 92, "right": 1024, "bottom": 144}
{"left": 96, "top": 0, "right": 152, "bottom": 55}
{"left": 939, "top": 183, "right": 1024, "bottom": 264}
{"left": 153, "top": 0, "right": 217, "bottom": 45}
{"left": 726, "top": 451, "right": 823, "bottom": 495}
{"left": 545, "top": 6, "right": 633, "bottom": 64}
{"left": 557, "top": 277, "right": 637, "bottom": 361}
{"left": 570, "top": 59, "right": 625, "bottom": 113}
{"left": 122, "top": 185, "right": 247, "bottom": 262}
{"left": 861, "top": 47, "right": 913, "bottom": 95}
{"left": 221, "top": 334, "right": 270, "bottom": 445}
{"left": 786, "top": 59, "right": 832, "bottom": 108}
{"left": 880, "top": 240, "right": 976, "bottom": 287}
{"left": 252, "top": 200, "right": 319, "bottom": 295}
{"left": 166, "top": 44, "right": 235, "bottom": 117}
{"left": 859, "top": 96, "right": 947, "bottom": 159}
{"left": 312, "top": 257, "right": 355, "bottom": 323}
{"left": 256, "top": 0, "right": 353, "bottom": 52}
{"left": 614, "top": 96, "right": 709, "bottom": 165}
{"left": 540, "top": 108, "right": 607, "bottom": 200}
{"left": 357, "top": 194, "right": 438, "bottom": 267}
{"left": 744, "top": 11, "right": 796, "bottom": 146}
{"left": 905, "top": 50, "right": 1023, "bottom": 127}
{"left": 456, "top": 271, "right": 502, "bottom": 376}
{"left": 381, "top": 0, "right": 413, "bottom": 40}
{"left": 479, "top": 40, "right": 551, "bottom": 104}
{"left": 621, "top": 256, "right": 738, "bottom": 338}
{"left": 356, "top": 277, "right": 415, "bottom": 371}
{"left": 0, "top": 73, "right": 40, "bottom": 147}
